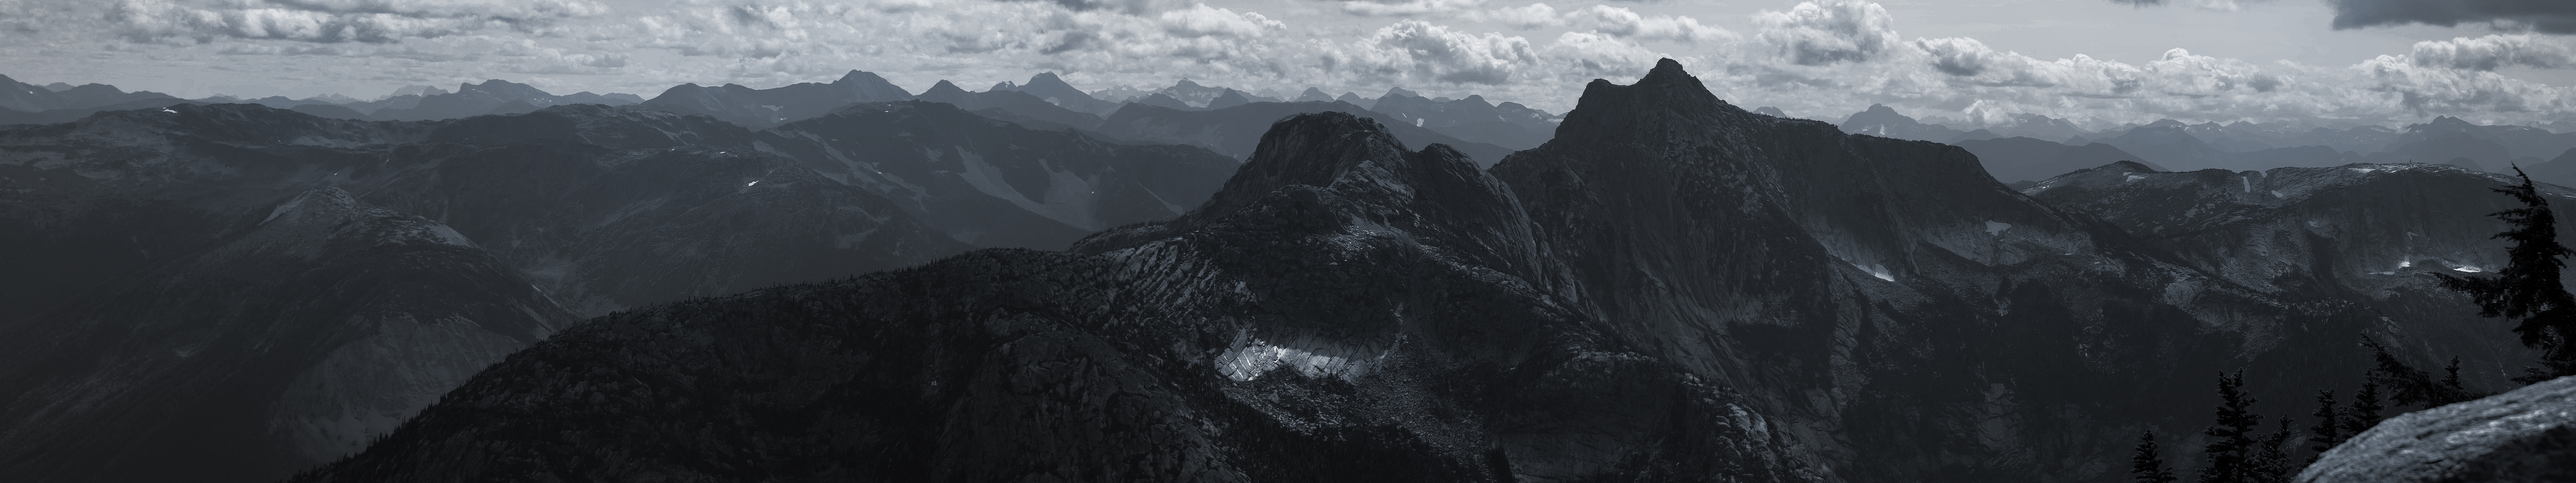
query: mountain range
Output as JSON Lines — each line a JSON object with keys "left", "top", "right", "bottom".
{"left": 1830, "top": 103, "right": 2576, "bottom": 181}
{"left": 1, "top": 59, "right": 2569, "bottom": 482}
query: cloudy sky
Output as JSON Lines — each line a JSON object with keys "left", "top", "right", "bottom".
{"left": 3, "top": 0, "right": 2575, "bottom": 127}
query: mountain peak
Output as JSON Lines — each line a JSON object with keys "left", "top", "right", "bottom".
{"left": 1081, "top": 110, "right": 1533, "bottom": 270}
{"left": 1185, "top": 111, "right": 1410, "bottom": 220}
{"left": 2097, "top": 160, "right": 2161, "bottom": 173}
{"left": 924, "top": 80, "right": 967, "bottom": 96}
{"left": 1557, "top": 58, "right": 1733, "bottom": 140}
{"left": 1641, "top": 57, "right": 1692, "bottom": 84}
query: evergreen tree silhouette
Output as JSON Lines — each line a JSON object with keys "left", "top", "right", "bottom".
{"left": 2200, "top": 371, "right": 2261, "bottom": 483}
{"left": 2248, "top": 416, "right": 2297, "bottom": 483}
{"left": 2133, "top": 430, "right": 2180, "bottom": 483}
{"left": 2305, "top": 389, "right": 2344, "bottom": 463}
{"left": 2433, "top": 166, "right": 2576, "bottom": 383}
{"left": 2361, "top": 336, "right": 2483, "bottom": 407}
{"left": 2342, "top": 382, "right": 2385, "bottom": 437}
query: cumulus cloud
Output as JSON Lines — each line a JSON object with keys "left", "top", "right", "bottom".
{"left": 1326, "top": 20, "right": 1539, "bottom": 85}
{"left": 2328, "top": 0, "right": 2576, "bottom": 34}
{"left": 1338, "top": 0, "right": 1486, "bottom": 17}
{"left": 1455, "top": 4, "right": 1728, "bottom": 44}
{"left": 1000, "top": 0, "right": 1187, "bottom": 15}
{"left": 105, "top": 0, "right": 608, "bottom": 44}
{"left": 1714, "top": 0, "right": 2576, "bottom": 128}
{"left": 2409, "top": 34, "right": 2574, "bottom": 71}
{"left": 1752, "top": 0, "right": 1901, "bottom": 65}
{"left": 2105, "top": 0, "right": 2260, "bottom": 12}
{"left": 1469, "top": 2, "right": 1560, "bottom": 29}
{"left": 1159, "top": 4, "right": 1284, "bottom": 38}
{"left": 1573, "top": 5, "right": 1732, "bottom": 44}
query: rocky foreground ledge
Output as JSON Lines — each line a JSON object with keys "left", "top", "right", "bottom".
{"left": 2299, "top": 376, "right": 2576, "bottom": 482}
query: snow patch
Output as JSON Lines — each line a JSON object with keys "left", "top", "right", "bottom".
{"left": 2270, "top": 190, "right": 2284, "bottom": 198}
{"left": 1218, "top": 341, "right": 1365, "bottom": 381}
{"left": 1852, "top": 262, "right": 1895, "bottom": 282}
{"left": 161, "top": 108, "right": 178, "bottom": 114}
{"left": 2350, "top": 167, "right": 2377, "bottom": 174}
{"left": 746, "top": 180, "right": 759, "bottom": 186}
{"left": 2241, "top": 176, "right": 2252, "bottom": 193}
{"left": 2125, "top": 173, "right": 2146, "bottom": 182}
{"left": 2455, "top": 266, "right": 2484, "bottom": 273}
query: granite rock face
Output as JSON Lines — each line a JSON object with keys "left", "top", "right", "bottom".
{"left": 2297, "top": 376, "right": 2576, "bottom": 483}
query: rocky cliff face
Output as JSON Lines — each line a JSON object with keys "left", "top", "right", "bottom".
{"left": 1487, "top": 58, "right": 2311, "bottom": 482}
{"left": 2297, "top": 375, "right": 2576, "bottom": 483}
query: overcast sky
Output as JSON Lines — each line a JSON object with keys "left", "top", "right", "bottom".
{"left": 4, "top": 0, "right": 2575, "bottom": 127}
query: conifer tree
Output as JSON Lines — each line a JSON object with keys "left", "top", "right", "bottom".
{"left": 2248, "top": 416, "right": 2298, "bottom": 483}
{"left": 2306, "top": 389, "right": 2344, "bottom": 462}
{"left": 2342, "top": 382, "right": 2385, "bottom": 437}
{"left": 2444, "top": 356, "right": 2468, "bottom": 393}
{"left": 2133, "top": 430, "right": 2180, "bottom": 483}
{"left": 2201, "top": 371, "right": 2262, "bottom": 483}
{"left": 2434, "top": 166, "right": 2576, "bottom": 383}
{"left": 2361, "top": 336, "right": 2483, "bottom": 407}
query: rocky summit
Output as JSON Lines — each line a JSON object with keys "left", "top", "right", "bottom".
{"left": 2299, "top": 375, "right": 2576, "bottom": 483}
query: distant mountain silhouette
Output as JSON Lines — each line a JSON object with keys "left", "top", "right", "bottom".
{"left": 636, "top": 70, "right": 913, "bottom": 129}
{"left": 1095, "top": 100, "right": 1518, "bottom": 167}
{"left": 1365, "top": 90, "right": 1561, "bottom": 150}
{"left": 0, "top": 74, "right": 176, "bottom": 112}
{"left": 1954, "top": 136, "right": 2161, "bottom": 182}
{"left": 987, "top": 72, "right": 1122, "bottom": 116}
{"left": 756, "top": 101, "right": 1239, "bottom": 250}
{"left": 912, "top": 80, "right": 1106, "bottom": 130}
{"left": 368, "top": 79, "right": 640, "bottom": 121}
{"left": 1837, "top": 104, "right": 1967, "bottom": 141}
